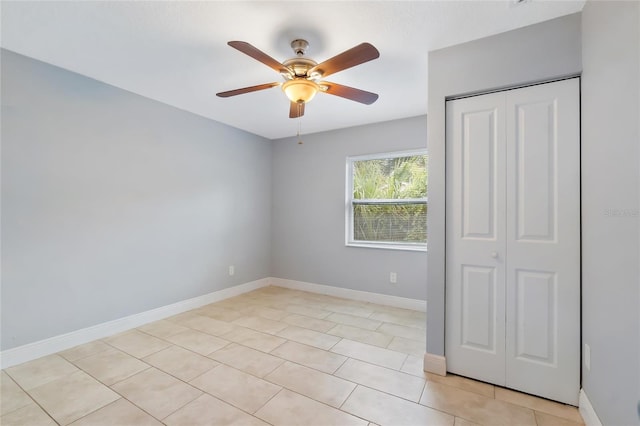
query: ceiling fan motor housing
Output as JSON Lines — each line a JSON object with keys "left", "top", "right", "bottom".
{"left": 283, "top": 57, "right": 318, "bottom": 78}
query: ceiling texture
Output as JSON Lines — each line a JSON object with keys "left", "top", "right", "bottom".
{"left": 1, "top": 1, "right": 585, "bottom": 139}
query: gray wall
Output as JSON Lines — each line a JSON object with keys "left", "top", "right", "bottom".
{"left": 1, "top": 50, "right": 272, "bottom": 351}
{"left": 581, "top": 2, "right": 639, "bottom": 425}
{"left": 426, "top": 13, "right": 582, "bottom": 356}
{"left": 271, "top": 117, "right": 427, "bottom": 301}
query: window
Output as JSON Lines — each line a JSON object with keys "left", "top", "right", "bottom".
{"left": 346, "top": 150, "right": 428, "bottom": 251}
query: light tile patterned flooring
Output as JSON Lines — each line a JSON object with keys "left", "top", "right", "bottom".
{"left": 1, "top": 286, "right": 584, "bottom": 425}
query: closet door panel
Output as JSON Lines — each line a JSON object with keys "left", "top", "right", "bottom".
{"left": 505, "top": 78, "right": 580, "bottom": 405}
{"left": 462, "top": 109, "right": 498, "bottom": 240}
{"left": 446, "top": 92, "right": 506, "bottom": 385}
{"left": 514, "top": 269, "right": 557, "bottom": 364}
{"left": 513, "top": 99, "right": 557, "bottom": 242}
{"left": 461, "top": 265, "right": 497, "bottom": 352}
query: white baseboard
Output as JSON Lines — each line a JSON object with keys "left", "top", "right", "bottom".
{"left": 423, "top": 352, "right": 447, "bottom": 376}
{"left": 579, "top": 389, "right": 603, "bottom": 426}
{"left": 0, "top": 278, "right": 270, "bottom": 369}
{"left": 269, "top": 277, "right": 426, "bottom": 312}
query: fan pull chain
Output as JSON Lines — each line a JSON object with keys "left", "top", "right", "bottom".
{"left": 297, "top": 103, "right": 304, "bottom": 145}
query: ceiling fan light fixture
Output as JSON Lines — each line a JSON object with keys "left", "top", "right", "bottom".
{"left": 282, "top": 79, "right": 320, "bottom": 103}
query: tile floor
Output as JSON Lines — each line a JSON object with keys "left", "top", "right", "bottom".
{"left": 1, "top": 286, "right": 584, "bottom": 426}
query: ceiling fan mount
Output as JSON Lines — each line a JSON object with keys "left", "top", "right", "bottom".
{"left": 290, "top": 39, "right": 310, "bottom": 56}
{"left": 216, "top": 38, "right": 380, "bottom": 118}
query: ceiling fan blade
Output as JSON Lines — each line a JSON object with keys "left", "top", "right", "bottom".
{"left": 289, "top": 101, "right": 305, "bottom": 118}
{"left": 309, "top": 43, "right": 379, "bottom": 78}
{"left": 216, "top": 82, "right": 280, "bottom": 98}
{"left": 228, "top": 41, "right": 289, "bottom": 75}
{"left": 321, "top": 82, "right": 379, "bottom": 105}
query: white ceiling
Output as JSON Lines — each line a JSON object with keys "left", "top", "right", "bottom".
{"left": 1, "top": 1, "right": 584, "bottom": 139}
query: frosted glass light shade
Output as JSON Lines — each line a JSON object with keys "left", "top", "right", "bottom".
{"left": 282, "top": 79, "right": 320, "bottom": 103}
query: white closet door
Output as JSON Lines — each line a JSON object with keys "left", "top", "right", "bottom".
{"left": 504, "top": 78, "right": 580, "bottom": 405}
{"left": 445, "top": 78, "right": 580, "bottom": 405}
{"left": 445, "top": 91, "right": 507, "bottom": 385}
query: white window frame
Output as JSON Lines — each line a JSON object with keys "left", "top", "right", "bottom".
{"left": 345, "top": 149, "right": 428, "bottom": 252}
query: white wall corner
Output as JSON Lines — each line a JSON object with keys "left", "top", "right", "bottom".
{"left": 424, "top": 352, "right": 447, "bottom": 376}
{"left": 579, "top": 389, "right": 603, "bottom": 426}
{"left": 269, "top": 277, "right": 427, "bottom": 312}
{"left": 0, "top": 278, "right": 270, "bottom": 369}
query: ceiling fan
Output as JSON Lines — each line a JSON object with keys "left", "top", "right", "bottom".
{"left": 216, "top": 39, "right": 380, "bottom": 118}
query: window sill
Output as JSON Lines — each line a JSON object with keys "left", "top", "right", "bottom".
{"left": 346, "top": 242, "right": 428, "bottom": 253}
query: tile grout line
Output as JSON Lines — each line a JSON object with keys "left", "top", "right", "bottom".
{"left": 251, "top": 387, "right": 286, "bottom": 422}
{"left": 92, "top": 359, "right": 201, "bottom": 424}
{"left": 158, "top": 390, "right": 206, "bottom": 423}
{"left": 337, "top": 383, "right": 360, "bottom": 410}
{"left": 1, "top": 370, "right": 62, "bottom": 425}
{"left": 100, "top": 333, "right": 171, "bottom": 361}
{"left": 332, "top": 361, "right": 427, "bottom": 403}
{"left": 105, "top": 365, "right": 210, "bottom": 424}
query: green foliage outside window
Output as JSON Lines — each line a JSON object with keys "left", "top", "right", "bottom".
{"left": 352, "top": 154, "right": 428, "bottom": 244}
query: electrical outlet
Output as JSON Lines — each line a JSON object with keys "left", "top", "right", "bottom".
{"left": 584, "top": 343, "right": 591, "bottom": 371}
{"left": 229, "top": 265, "right": 235, "bottom": 276}
{"left": 390, "top": 272, "right": 397, "bottom": 284}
